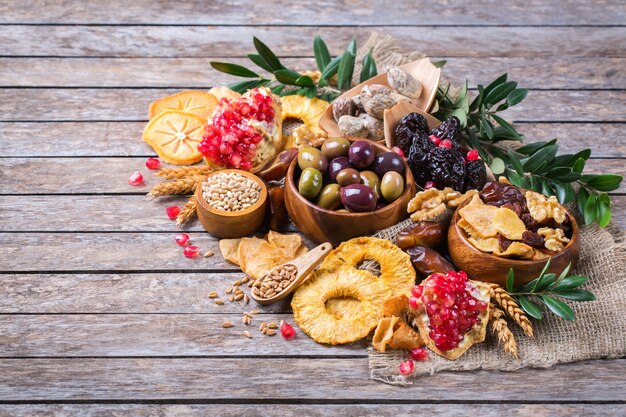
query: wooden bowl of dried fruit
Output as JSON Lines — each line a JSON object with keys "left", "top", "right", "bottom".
{"left": 447, "top": 195, "right": 580, "bottom": 286}
{"left": 195, "top": 169, "right": 268, "bottom": 238}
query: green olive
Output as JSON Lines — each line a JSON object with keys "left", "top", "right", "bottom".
{"left": 321, "top": 137, "right": 351, "bottom": 160}
{"left": 316, "top": 183, "right": 342, "bottom": 210}
{"left": 381, "top": 171, "right": 404, "bottom": 202}
{"left": 336, "top": 168, "right": 361, "bottom": 186}
{"left": 298, "top": 167, "right": 323, "bottom": 200}
{"left": 298, "top": 147, "right": 328, "bottom": 172}
{"left": 359, "top": 170, "right": 382, "bottom": 199}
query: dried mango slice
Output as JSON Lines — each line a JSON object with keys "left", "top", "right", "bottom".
{"left": 493, "top": 207, "right": 526, "bottom": 240}
{"left": 267, "top": 231, "right": 305, "bottom": 259}
{"left": 458, "top": 197, "right": 499, "bottom": 238}
{"left": 468, "top": 236, "right": 500, "bottom": 253}
{"left": 142, "top": 110, "right": 206, "bottom": 165}
{"left": 493, "top": 242, "right": 534, "bottom": 260}
{"left": 219, "top": 238, "right": 241, "bottom": 266}
{"left": 149, "top": 91, "right": 218, "bottom": 121}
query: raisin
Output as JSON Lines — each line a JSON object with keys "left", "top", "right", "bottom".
{"left": 521, "top": 213, "right": 541, "bottom": 231}
{"left": 498, "top": 235, "right": 513, "bottom": 251}
{"left": 428, "top": 147, "right": 466, "bottom": 191}
{"left": 395, "top": 112, "right": 430, "bottom": 155}
{"left": 430, "top": 116, "right": 461, "bottom": 143}
{"left": 464, "top": 159, "right": 487, "bottom": 192}
{"left": 522, "top": 230, "right": 544, "bottom": 248}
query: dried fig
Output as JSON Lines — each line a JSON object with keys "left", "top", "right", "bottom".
{"left": 359, "top": 113, "right": 384, "bottom": 140}
{"left": 338, "top": 115, "right": 368, "bottom": 137}
{"left": 332, "top": 96, "right": 357, "bottom": 122}
{"left": 387, "top": 66, "right": 422, "bottom": 99}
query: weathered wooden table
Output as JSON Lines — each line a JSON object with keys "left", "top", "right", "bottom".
{"left": 0, "top": 1, "right": 625, "bottom": 415}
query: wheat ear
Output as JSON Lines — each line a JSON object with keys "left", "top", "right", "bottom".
{"left": 147, "top": 175, "right": 205, "bottom": 197}
{"left": 156, "top": 165, "right": 213, "bottom": 180}
{"left": 489, "top": 304, "right": 519, "bottom": 359}
{"left": 176, "top": 195, "right": 197, "bottom": 226}
{"left": 488, "top": 283, "right": 534, "bottom": 338}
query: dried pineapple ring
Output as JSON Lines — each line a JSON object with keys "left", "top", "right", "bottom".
{"left": 281, "top": 95, "right": 329, "bottom": 149}
{"left": 148, "top": 90, "right": 218, "bottom": 121}
{"left": 142, "top": 110, "right": 206, "bottom": 165}
{"left": 292, "top": 267, "right": 388, "bottom": 345}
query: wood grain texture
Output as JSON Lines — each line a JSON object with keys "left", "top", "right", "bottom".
{"left": 0, "top": 358, "right": 623, "bottom": 401}
{"left": 3, "top": 57, "right": 625, "bottom": 89}
{"left": 2, "top": 404, "right": 625, "bottom": 417}
{"left": 1, "top": 157, "right": 623, "bottom": 194}
{"left": 1, "top": 26, "right": 625, "bottom": 58}
{"left": 3, "top": 122, "right": 625, "bottom": 158}
{"left": 0, "top": 314, "right": 366, "bottom": 357}
{"left": 1, "top": 89, "right": 625, "bottom": 122}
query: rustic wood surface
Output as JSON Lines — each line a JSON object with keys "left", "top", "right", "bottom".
{"left": 0, "top": 1, "right": 624, "bottom": 415}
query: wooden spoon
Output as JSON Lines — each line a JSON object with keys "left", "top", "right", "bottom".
{"left": 250, "top": 242, "right": 333, "bottom": 305}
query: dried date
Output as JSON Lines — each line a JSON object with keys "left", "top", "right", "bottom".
{"left": 395, "top": 222, "right": 445, "bottom": 250}
{"left": 404, "top": 246, "right": 455, "bottom": 278}
{"left": 521, "top": 231, "right": 544, "bottom": 248}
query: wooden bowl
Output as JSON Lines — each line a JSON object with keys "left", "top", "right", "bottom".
{"left": 319, "top": 58, "right": 441, "bottom": 139}
{"left": 195, "top": 169, "right": 268, "bottom": 238}
{"left": 284, "top": 138, "right": 416, "bottom": 246}
{"left": 448, "top": 198, "right": 580, "bottom": 286}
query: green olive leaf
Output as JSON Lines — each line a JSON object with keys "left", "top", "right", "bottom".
{"left": 597, "top": 192, "right": 612, "bottom": 227}
{"left": 489, "top": 157, "right": 505, "bottom": 175}
{"left": 542, "top": 296, "right": 575, "bottom": 320}
{"left": 555, "top": 275, "right": 588, "bottom": 290}
{"left": 552, "top": 289, "right": 596, "bottom": 302}
{"left": 247, "top": 54, "right": 275, "bottom": 73}
{"left": 583, "top": 174, "right": 623, "bottom": 192}
{"left": 506, "top": 269, "right": 515, "bottom": 292}
{"left": 583, "top": 193, "right": 598, "bottom": 225}
{"left": 506, "top": 88, "right": 528, "bottom": 106}
{"left": 253, "top": 37, "right": 284, "bottom": 71}
{"left": 210, "top": 62, "right": 259, "bottom": 78}
{"left": 518, "top": 296, "right": 543, "bottom": 320}
{"left": 313, "top": 35, "right": 331, "bottom": 72}
{"left": 577, "top": 188, "right": 590, "bottom": 217}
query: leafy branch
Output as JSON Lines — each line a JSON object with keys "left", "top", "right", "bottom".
{"left": 433, "top": 73, "right": 622, "bottom": 227}
{"left": 505, "top": 260, "right": 595, "bottom": 321}
{"left": 209, "top": 36, "right": 377, "bottom": 101}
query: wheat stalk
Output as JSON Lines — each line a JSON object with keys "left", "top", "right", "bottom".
{"left": 488, "top": 283, "right": 534, "bottom": 338}
{"left": 176, "top": 195, "right": 197, "bottom": 226}
{"left": 489, "top": 304, "right": 519, "bottom": 359}
{"left": 156, "top": 164, "right": 214, "bottom": 180}
{"left": 147, "top": 175, "right": 205, "bottom": 197}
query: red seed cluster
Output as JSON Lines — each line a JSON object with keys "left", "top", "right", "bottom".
{"left": 198, "top": 90, "right": 275, "bottom": 170}
{"left": 410, "top": 271, "right": 487, "bottom": 352}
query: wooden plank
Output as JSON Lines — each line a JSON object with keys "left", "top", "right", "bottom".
{"left": 2, "top": 1, "right": 625, "bottom": 26}
{"left": 0, "top": 358, "right": 623, "bottom": 401}
{"left": 2, "top": 122, "right": 625, "bottom": 158}
{"left": 0, "top": 26, "right": 624, "bottom": 58}
{"left": 0, "top": 314, "right": 365, "bottom": 357}
{"left": 3, "top": 57, "right": 625, "bottom": 89}
{"left": 1, "top": 404, "right": 625, "bottom": 417}
{"left": 1, "top": 89, "right": 624, "bottom": 122}
{"left": 1, "top": 157, "right": 623, "bottom": 194}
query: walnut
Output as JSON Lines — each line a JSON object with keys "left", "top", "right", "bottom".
{"left": 332, "top": 96, "right": 357, "bottom": 122}
{"left": 359, "top": 113, "right": 384, "bottom": 140}
{"left": 292, "top": 124, "right": 327, "bottom": 148}
{"left": 338, "top": 115, "right": 368, "bottom": 137}
{"left": 445, "top": 188, "right": 478, "bottom": 208}
{"left": 387, "top": 66, "right": 422, "bottom": 99}
{"left": 525, "top": 191, "right": 567, "bottom": 223}
{"left": 538, "top": 227, "right": 570, "bottom": 252}
{"left": 407, "top": 189, "right": 449, "bottom": 222}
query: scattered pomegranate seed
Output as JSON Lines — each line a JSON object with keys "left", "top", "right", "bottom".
{"left": 466, "top": 149, "right": 479, "bottom": 161}
{"left": 410, "top": 348, "right": 429, "bottom": 361}
{"left": 424, "top": 181, "right": 436, "bottom": 189}
{"left": 175, "top": 233, "right": 190, "bottom": 246}
{"left": 428, "top": 135, "right": 442, "bottom": 146}
{"left": 439, "top": 139, "right": 453, "bottom": 149}
{"left": 183, "top": 245, "right": 200, "bottom": 258}
{"left": 399, "top": 359, "right": 415, "bottom": 375}
{"left": 166, "top": 206, "right": 180, "bottom": 220}
{"left": 409, "top": 297, "right": 419, "bottom": 309}
{"left": 145, "top": 157, "right": 161, "bottom": 170}
{"left": 280, "top": 321, "right": 296, "bottom": 340}
{"left": 127, "top": 171, "right": 144, "bottom": 186}
{"left": 392, "top": 146, "right": 405, "bottom": 157}
{"left": 411, "top": 285, "right": 424, "bottom": 298}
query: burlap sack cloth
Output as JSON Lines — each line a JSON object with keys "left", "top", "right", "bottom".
{"left": 358, "top": 33, "right": 626, "bottom": 385}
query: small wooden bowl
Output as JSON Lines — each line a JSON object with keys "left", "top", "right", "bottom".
{"left": 284, "top": 138, "right": 416, "bottom": 246}
{"left": 195, "top": 169, "right": 268, "bottom": 238}
{"left": 448, "top": 199, "right": 580, "bottom": 286}
{"left": 319, "top": 58, "right": 441, "bottom": 139}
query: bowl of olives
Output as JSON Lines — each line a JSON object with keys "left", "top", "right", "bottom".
{"left": 284, "top": 137, "right": 415, "bottom": 246}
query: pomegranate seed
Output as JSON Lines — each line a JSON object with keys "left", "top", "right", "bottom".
{"left": 392, "top": 146, "right": 405, "bottom": 157}
{"left": 424, "top": 181, "right": 436, "bottom": 189}
{"left": 399, "top": 359, "right": 414, "bottom": 375}
{"left": 428, "top": 135, "right": 442, "bottom": 145}
{"left": 409, "top": 348, "right": 429, "bottom": 361}
{"left": 408, "top": 297, "right": 419, "bottom": 309}
{"left": 175, "top": 233, "right": 190, "bottom": 246}
{"left": 466, "top": 149, "right": 479, "bottom": 161}
{"left": 145, "top": 157, "right": 161, "bottom": 170}
{"left": 183, "top": 245, "right": 200, "bottom": 258}
{"left": 127, "top": 171, "right": 144, "bottom": 186}
{"left": 411, "top": 285, "right": 424, "bottom": 298}
{"left": 280, "top": 322, "right": 296, "bottom": 340}
{"left": 166, "top": 206, "right": 180, "bottom": 220}
{"left": 439, "top": 139, "right": 453, "bottom": 149}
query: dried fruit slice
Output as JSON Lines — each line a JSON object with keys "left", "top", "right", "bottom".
{"left": 281, "top": 95, "right": 329, "bottom": 149}
{"left": 408, "top": 271, "right": 490, "bottom": 360}
{"left": 142, "top": 110, "right": 206, "bottom": 165}
{"left": 207, "top": 86, "right": 241, "bottom": 102}
{"left": 492, "top": 207, "right": 526, "bottom": 240}
{"left": 148, "top": 91, "right": 218, "bottom": 121}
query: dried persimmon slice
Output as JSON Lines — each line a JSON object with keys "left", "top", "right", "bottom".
{"left": 148, "top": 91, "right": 218, "bottom": 121}
{"left": 142, "top": 110, "right": 206, "bottom": 165}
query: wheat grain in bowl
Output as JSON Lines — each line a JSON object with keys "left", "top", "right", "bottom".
{"left": 201, "top": 171, "right": 262, "bottom": 212}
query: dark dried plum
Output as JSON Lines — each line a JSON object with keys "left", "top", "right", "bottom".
{"left": 464, "top": 159, "right": 487, "bottom": 191}
{"left": 395, "top": 112, "right": 430, "bottom": 155}
{"left": 428, "top": 147, "right": 466, "bottom": 191}
{"left": 430, "top": 116, "right": 461, "bottom": 143}
{"left": 407, "top": 140, "right": 431, "bottom": 186}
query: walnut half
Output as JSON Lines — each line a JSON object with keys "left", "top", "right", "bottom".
{"left": 525, "top": 191, "right": 567, "bottom": 224}
{"left": 537, "top": 227, "right": 570, "bottom": 252}
{"left": 407, "top": 189, "right": 447, "bottom": 222}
